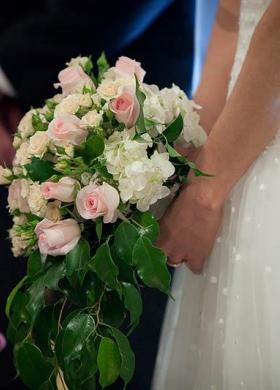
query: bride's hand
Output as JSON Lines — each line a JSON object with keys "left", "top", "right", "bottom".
{"left": 156, "top": 182, "right": 223, "bottom": 274}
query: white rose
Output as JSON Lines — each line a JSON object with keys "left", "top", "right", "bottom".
{"left": 64, "top": 144, "right": 74, "bottom": 158}
{"left": 54, "top": 93, "right": 92, "bottom": 117}
{"left": 12, "top": 166, "right": 24, "bottom": 177}
{"left": 67, "top": 56, "right": 90, "bottom": 68}
{"left": 28, "top": 182, "right": 47, "bottom": 217}
{"left": 97, "top": 78, "right": 135, "bottom": 100}
{"left": 81, "top": 110, "right": 103, "bottom": 128}
{"left": 18, "top": 110, "right": 35, "bottom": 139}
{"left": 91, "top": 93, "right": 102, "bottom": 107}
{"left": 52, "top": 94, "right": 63, "bottom": 103}
{"left": 13, "top": 141, "right": 31, "bottom": 166}
{"left": 28, "top": 131, "right": 49, "bottom": 157}
{"left": 13, "top": 214, "right": 27, "bottom": 225}
{"left": 13, "top": 135, "right": 22, "bottom": 149}
{"left": 0, "top": 166, "right": 12, "bottom": 184}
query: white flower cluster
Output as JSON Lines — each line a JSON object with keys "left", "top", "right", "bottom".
{"left": 143, "top": 83, "right": 207, "bottom": 146}
{"left": 104, "top": 130, "right": 175, "bottom": 211}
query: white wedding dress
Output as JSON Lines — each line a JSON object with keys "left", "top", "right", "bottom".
{"left": 152, "top": 0, "right": 280, "bottom": 389}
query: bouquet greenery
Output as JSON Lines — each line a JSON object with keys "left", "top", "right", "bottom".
{"left": 0, "top": 54, "right": 206, "bottom": 389}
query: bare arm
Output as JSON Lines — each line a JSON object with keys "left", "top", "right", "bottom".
{"left": 194, "top": 0, "right": 240, "bottom": 134}
{"left": 194, "top": 0, "right": 280, "bottom": 205}
{"left": 158, "top": 0, "right": 280, "bottom": 272}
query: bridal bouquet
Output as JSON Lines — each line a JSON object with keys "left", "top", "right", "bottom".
{"left": 0, "top": 54, "right": 206, "bottom": 389}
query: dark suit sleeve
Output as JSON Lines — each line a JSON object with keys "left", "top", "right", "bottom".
{"left": 0, "top": 0, "right": 174, "bottom": 108}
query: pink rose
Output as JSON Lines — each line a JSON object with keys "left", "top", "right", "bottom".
{"left": 57, "top": 66, "right": 94, "bottom": 95}
{"left": 47, "top": 114, "right": 88, "bottom": 145}
{"left": 8, "top": 179, "right": 30, "bottom": 213}
{"left": 35, "top": 218, "right": 81, "bottom": 256}
{"left": 41, "top": 177, "right": 77, "bottom": 203}
{"left": 109, "top": 92, "right": 140, "bottom": 128}
{"left": 115, "top": 56, "right": 146, "bottom": 82}
{"left": 0, "top": 332, "right": 7, "bottom": 352}
{"left": 76, "top": 182, "right": 119, "bottom": 223}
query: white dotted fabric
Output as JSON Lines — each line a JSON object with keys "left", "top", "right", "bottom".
{"left": 152, "top": 1, "right": 280, "bottom": 389}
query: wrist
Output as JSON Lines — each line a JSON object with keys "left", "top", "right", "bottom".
{"left": 187, "top": 144, "right": 231, "bottom": 208}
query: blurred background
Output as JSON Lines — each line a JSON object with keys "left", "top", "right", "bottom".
{"left": 0, "top": 0, "right": 217, "bottom": 388}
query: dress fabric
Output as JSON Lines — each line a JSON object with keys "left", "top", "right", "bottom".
{"left": 152, "top": 1, "right": 280, "bottom": 389}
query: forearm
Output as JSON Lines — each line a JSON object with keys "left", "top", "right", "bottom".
{"left": 194, "top": 0, "right": 239, "bottom": 133}
{"left": 192, "top": 1, "right": 280, "bottom": 206}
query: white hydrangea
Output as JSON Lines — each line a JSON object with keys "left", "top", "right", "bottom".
{"left": 28, "top": 182, "right": 47, "bottom": 217}
{"left": 81, "top": 110, "right": 103, "bottom": 128}
{"left": 17, "top": 110, "right": 36, "bottom": 139}
{"left": 160, "top": 84, "right": 207, "bottom": 147}
{"left": 143, "top": 83, "right": 207, "bottom": 146}
{"left": 0, "top": 166, "right": 12, "bottom": 185}
{"left": 54, "top": 93, "right": 92, "bottom": 117}
{"left": 13, "top": 141, "right": 31, "bottom": 166}
{"left": 28, "top": 131, "right": 49, "bottom": 158}
{"left": 104, "top": 129, "right": 152, "bottom": 177}
{"left": 118, "top": 151, "right": 175, "bottom": 212}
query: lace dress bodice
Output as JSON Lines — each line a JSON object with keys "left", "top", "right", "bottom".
{"left": 228, "top": 0, "right": 271, "bottom": 94}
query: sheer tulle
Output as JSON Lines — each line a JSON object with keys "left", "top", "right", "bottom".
{"left": 152, "top": 1, "right": 280, "bottom": 389}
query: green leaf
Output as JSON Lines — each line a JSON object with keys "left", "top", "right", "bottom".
{"left": 84, "top": 134, "right": 105, "bottom": 163}
{"left": 27, "top": 251, "right": 42, "bottom": 278}
{"left": 95, "top": 218, "right": 103, "bottom": 241}
{"left": 83, "top": 56, "right": 94, "bottom": 75}
{"left": 6, "top": 275, "right": 28, "bottom": 319}
{"left": 32, "top": 306, "right": 56, "bottom": 357}
{"left": 97, "top": 52, "right": 109, "bottom": 82}
{"left": 132, "top": 211, "right": 160, "bottom": 242}
{"left": 100, "top": 290, "right": 125, "bottom": 328}
{"left": 66, "top": 239, "right": 90, "bottom": 285}
{"left": 62, "top": 314, "right": 95, "bottom": 362}
{"left": 15, "top": 342, "right": 54, "bottom": 390}
{"left": 25, "top": 158, "right": 56, "bottom": 182}
{"left": 163, "top": 113, "right": 184, "bottom": 142}
{"left": 122, "top": 283, "right": 143, "bottom": 327}
{"left": 135, "top": 77, "right": 146, "bottom": 134}
{"left": 166, "top": 144, "right": 213, "bottom": 176}
{"left": 26, "top": 262, "right": 65, "bottom": 318}
{"left": 133, "top": 237, "right": 171, "bottom": 294}
{"left": 97, "top": 337, "right": 121, "bottom": 388}
{"left": 45, "top": 98, "right": 58, "bottom": 111}
{"left": 114, "top": 222, "right": 139, "bottom": 265}
{"left": 165, "top": 143, "right": 187, "bottom": 163}
{"left": 65, "top": 339, "right": 98, "bottom": 387}
{"left": 90, "top": 243, "right": 121, "bottom": 294}
{"left": 185, "top": 160, "right": 214, "bottom": 177}
{"left": 110, "top": 328, "right": 135, "bottom": 385}
{"left": 32, "top": 113, "right": 48, "bottom": 131}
